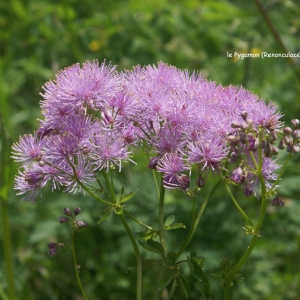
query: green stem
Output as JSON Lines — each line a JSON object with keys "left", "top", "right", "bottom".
{"left": 224, "top": 144, "right": 267, "bottom": 297}
{"left": 71, "top": 227, "right": 89, "bottom": 300}
{"left": 76, "top": 179, "right": 114, "bottom": 206}
{"left": 1, "top": 197, "right": 15, "bottom": 300}
{"left": 124, "top": 210, "right": 157, "bottom": 232}
{"left": 225, "top": 183, "right": 254, "bottom": 227}
{"left": 101, "top": 169, "right": 142, "bottom": 299}
{"left": 119, "top": 214, "right": 142, "bottom": 300}
{"left": 102, "top": 170, "right": 116, "bottom": 203}
{"left": 158, "top": 178, "right": 166, "bottom": 253}
{"left": 223, "top": 235, "right": 259, "bottom": 300}
{"left": 176, "top": 178, "right": 222, "bottom": 259}
{"left": 152, "top": 169, "right": 160, "bottom": 199}
{"left": 96, "top": 177, "right": 111, "bottom": 199}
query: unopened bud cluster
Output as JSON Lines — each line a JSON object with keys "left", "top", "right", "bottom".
{"left": 59, "top": 207, "right": 88, "bottom": 230}
{"left": 47, "top": 242, "right": 64, "bottom": 257}
{"left": 278, "top": 119, "right": 300, "bottom": 154}
{"left": 226, "top": 110, "right": 284, "bottom": 197}
{"left": 48, "top": 207, "right": 87, "bottom": 256}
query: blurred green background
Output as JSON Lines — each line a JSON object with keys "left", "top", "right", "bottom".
{"left": 1, "top": 0, "right": 300, "bottom": 299}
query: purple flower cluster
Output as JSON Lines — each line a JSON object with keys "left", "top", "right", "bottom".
{"left": 12, "top": 60, "right": 283, "bottom": 202}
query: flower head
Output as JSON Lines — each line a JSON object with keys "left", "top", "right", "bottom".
{"left": 157, "top": 153, "right": 190, "bottom": 189}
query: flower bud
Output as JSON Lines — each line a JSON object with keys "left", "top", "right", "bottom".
{"left": 249, "top": 137, "right": 259, "bottom": 151}
{"left": 240, "top": 111, "right": 248, "bottom": 121}
{"left": 283, "top": 127, "right": 293, "bottom": 136}
{"left": 260, "top": 140, "right": 267, "bottom": 149}
{"left": 48, "top": 243, "right": 56, "bottom": 249}
{"left": 292, "top": 129, "right": 300, "bottom": 139}
{"left": 243, "top": 184, "right": 253, "bottom": 197}
{"left": 63, "top": 208, "right": 72, "bottom": 216}
{"left": 59, "top": 217, "right": 69, "bottom": 223}
{"left": 269, "top": 131, "right": 277, "bottom": 144}
{"left": 278, "top": 139, "right": 286, "bottom": 150}
{"left": 292, "top": 144, "right": 300, "bottom": 154}
{"left": 39, "top": 160, "right": 45, "bottom": 167}
{"left": 271, "top": 146, "right": 279, "bottom": 156}
{"left": 230, "top": 152, "right": 238, "bottom": 160}
{"left": 291, "top": 119, "right": 299, "bottom": 128}
{"left": 272, "top": 197, "right": 284, "bottom": 207}
{"left": 178, "top": 174, "right": 190, "bottom": 190}
{"left": 48, "top": 247, "right": 57, "bottom": 257}
{"left": 264, "top": 143, "right": 273, "bottom": 158}
{"left": 76, "top": 220, "right": 88, "bottom": 228}
{"left": 230, "top": 167, "right": 245, "bottom": 184}
{"left": 239, "top": 132, "right": 247, "bottom": 144}
{"left": 148, "top": 156, "right": 159, "bottom": 169}
{"left": 74, "top": 207, "right": 81, "bottom": 215}
{"left": 240, "top": 123, "right": 249, "bottom": 130}
{"left": 25, "top": 172, "right": 44, "bottom": 185}
{"left": 246, "top": 119, "right": 253, "bottom": 126}
{"left": 196, "top": 175, "right": 205, "bottom": 188}
{"left": 227, "top": 135, "right": 237, "bottom": 142}
{"left": 286, "top": 143, "right": 293, "bottom": 152}
{"left": 284, "top": 135, "right": 292, "bottom": 145}
{"left": 231, "top": 121, "right": 243, "bottom": 129}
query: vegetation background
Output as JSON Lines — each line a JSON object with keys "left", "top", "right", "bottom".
{"left": 1, "top": 0, "right": 300, "bottom": 299}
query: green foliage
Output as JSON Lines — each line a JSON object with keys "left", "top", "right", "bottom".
{"left": 1, "top": 0, "right": 300, "bottom": 299}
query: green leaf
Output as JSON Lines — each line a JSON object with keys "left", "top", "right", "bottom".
{"left": 97, "top": 206, "right": 114, "bottom": 224}
{"left": 120, "top": 189, "right": 139, "bottom": 203}
{"left": 127, "top": 259, "right": 159, "bottom": 272}
{"left": 165, "top": 215, "right": 175, "bottom": 226}
{"left": 187, "top": 257, "right": 211, "bottom": 300}
{"left": 135, "top": 230, "right": 156, "bottom": 240}
{"left": 138, "top": 239, "right": 164, "bottom": 255}
{"left": 157, "top": 268, "right": 177, "bottom": 291}
{"left": 115, "top": 186, "right": 125, "bottom": 203}
{"left": 165, "top": 251, "right": 177, "bottom": 265}
{"left": 120, "top": 185, "right": 125, "bottom": 196}
{"left": 190, "top": 250, "right": 197, "bottom": 258}
{"left": 165, "top": 223, "right": 186, "bottom": 230}
{"left": 175, "top": 274, "right": 190, "bottom": 300}
{"left": 168, "top": 278, "right": 176, "bottom": 300}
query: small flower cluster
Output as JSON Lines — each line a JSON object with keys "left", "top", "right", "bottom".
{"left": 47, "top": 206, "right": 87, "bottom": 256}
{"left": 12, "top": 60, "right": 290, "bottom": 202}
{"left": 279, "top": 120, "right": 300, "bottom": 154}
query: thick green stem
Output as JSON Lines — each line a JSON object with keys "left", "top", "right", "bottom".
{"left": 1, "top": 197, "right": 15, "bottom": 300}
{"left": 119, "top": 214, "right": 142, "bottom": 300}
{"left": 176, "top": 178, "right": 222, "bottom": 259}
{"left": 158, "top": 179, "right": 166, "bottom": 252}
{"left": 71, "top": 228, "right": 89, "bottom": 300}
